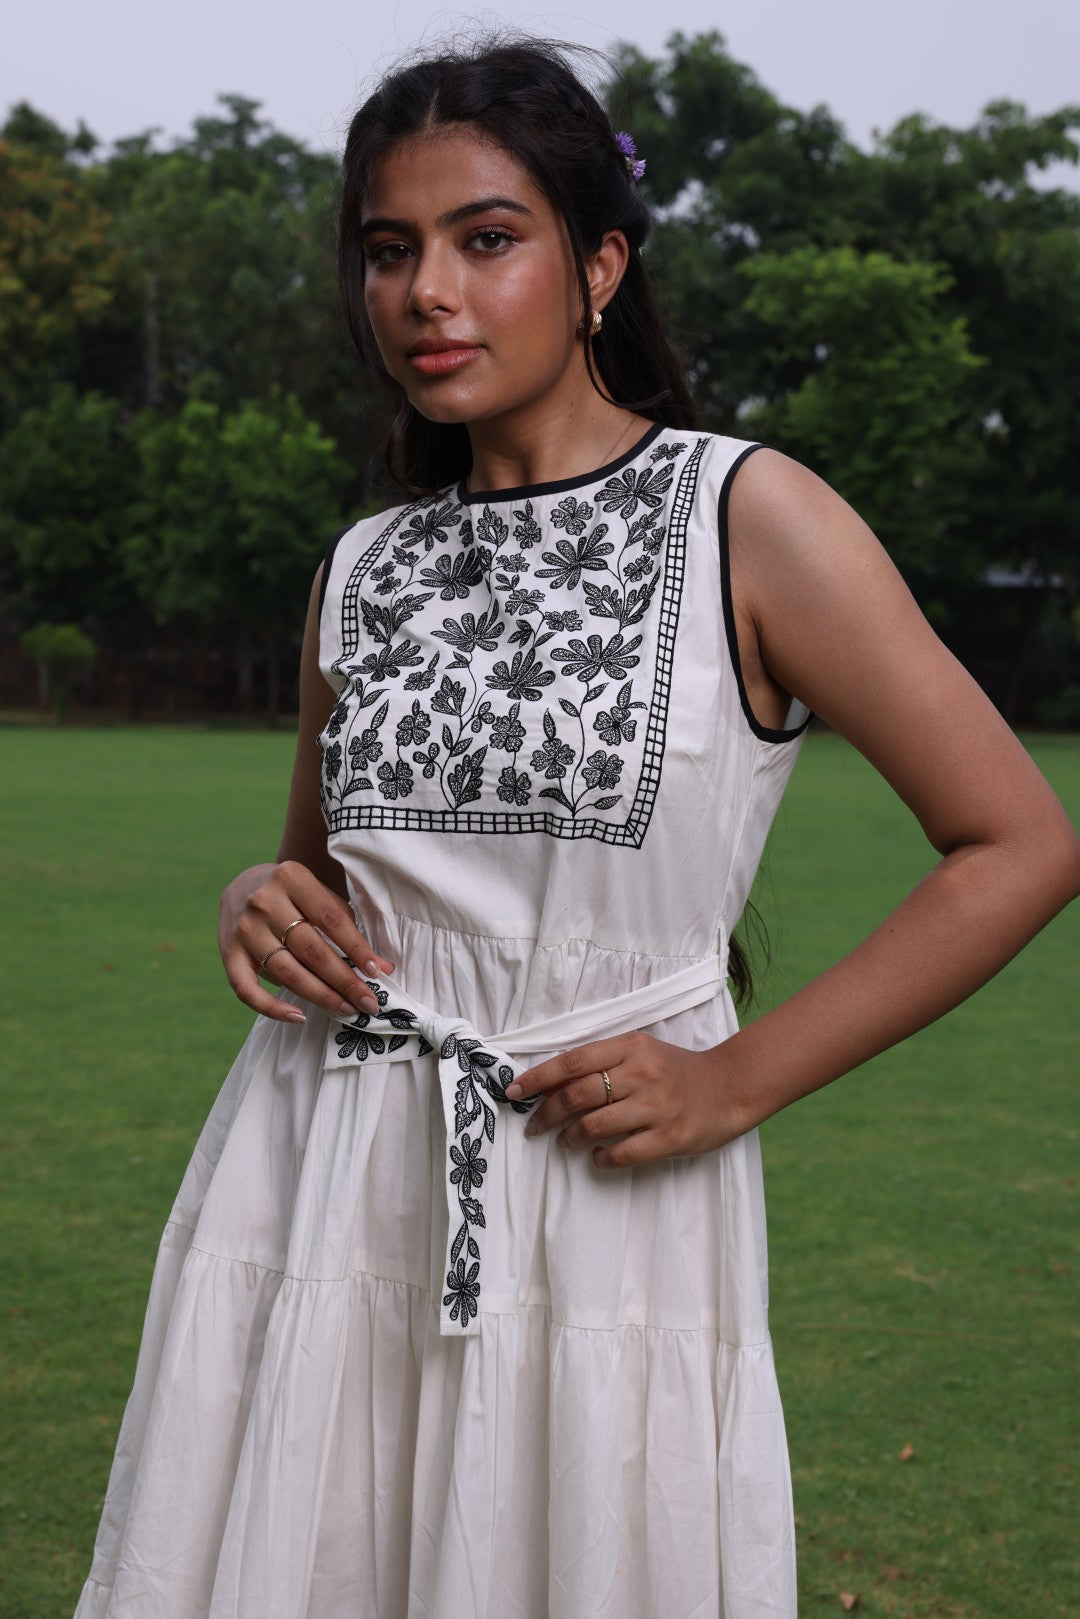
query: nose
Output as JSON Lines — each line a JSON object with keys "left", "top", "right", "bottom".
{"left": 408, "top": 241, "right": 461, "bottom": 319}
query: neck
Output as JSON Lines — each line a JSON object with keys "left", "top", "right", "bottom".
{"left": 464, "top": 373, "right": 647, "bottom": 494}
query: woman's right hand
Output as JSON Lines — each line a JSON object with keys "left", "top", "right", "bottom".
{"left": 219, "top": 860, "right": 396, "bottom": 1024}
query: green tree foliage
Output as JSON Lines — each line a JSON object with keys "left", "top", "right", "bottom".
{"left": 855, "top": 102, "right": 1080, "bottom": 587}
{"left": 0, "top": 384, "right": 140, "bottom": 622}
{"left": 0, "top": 107, "right": 122, "bottom": 425}
{"left": 19, "top": 621, "right": 95, "bottom": 721}
{"left": 740, "top": 247, "right": 984, "bottom": 577}
{"left": 610, "top": 32, "right": 860, "bottom": 429}
{"left": 98, "top": 95, "right": 377, "bottom": 472}
{"left": 125, "top": 392, "right": 348, "bottom": 719}
{"left": 1, "top": 33, "right": 1078, "bottom": 718}
{"left": 607, "top": 30, "right": 1080, "bottom": 700}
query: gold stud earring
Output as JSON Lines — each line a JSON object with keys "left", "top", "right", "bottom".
{"left": 577, "top": 310, "right": 603, "bottom": 338}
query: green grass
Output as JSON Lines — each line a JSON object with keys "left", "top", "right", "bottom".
{"left": 1, "top": 727, "right": 1076, "bottom": 1618}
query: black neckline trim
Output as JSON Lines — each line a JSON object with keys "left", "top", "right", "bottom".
{"left": 718, "top": 443, "right": 812, "bottom": 745}
{"left": 457, "top": 421, "right": 665, "bottom": 505}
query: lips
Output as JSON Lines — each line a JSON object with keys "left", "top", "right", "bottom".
{"left": 407, "top": 339, "right": 484, "bottom": 377}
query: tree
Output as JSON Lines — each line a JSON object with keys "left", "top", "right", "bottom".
{"left": 0, "top": 384, "right": 140, "bottom": 623}
{"left": 740, "top": 247, "right": 985, "bottom": 580}
{"left": 0, "top": 110, "right": 123, "bottom": 424}
{"left": 607, "top": 34, "right": 1080, "bottom": 597}
{"left": 20, "top": 622, "right": 95, "bottom": 720}
{"left": 126, "top": 392, "right": 348, "bottom": 720}
{"left": 607, "top": 32, "right": 861, "bottom": 430}
{"left": 97, "top": 95, "right": 379, "bottom": 491}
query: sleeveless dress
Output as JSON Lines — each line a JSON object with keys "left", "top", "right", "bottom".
{"left": 75, "top": 426, "right": 809, "bottom": 1619}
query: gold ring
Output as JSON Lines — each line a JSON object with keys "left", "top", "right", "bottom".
{"left": 280, "top": 918, "right": 309, "bottom": 946}
{"left": 601, "top": 1069, "right": 613, "bottom": 1105}
{"left": 259, "top": 944, "right": 289, "bottom": 973}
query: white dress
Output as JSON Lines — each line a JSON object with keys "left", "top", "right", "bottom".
{"left": 75, "top": 426, "right": 809, "bottom": 1619}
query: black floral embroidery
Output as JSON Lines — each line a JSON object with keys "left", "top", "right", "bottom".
{"left": 449, "top": 1131, "right": 487, "bottom": 1196}
{"left": 333, "top": 979, "right": 435, "bottom": 1062}
{"left": 594, "top": 681, "right": 647, "bottom": 745}
{"left": 420, "top": 549, "right": 484, "bottom": 600}
{"left": 490, "top": 704, "right": 526, "bottom": 752}
{"left": 349, "top": 718, "right": 383, "bottom": 770}
{"left": 377, "top": 758, "right": 414, "bottom": 801}
{"left": 512, "top": 502, "right": 543, "bottom": 548}
{"left": 320, "top": 433, "right": 708, "bottom": 845}
{"left": 582, "top": 749, "right": 623, "bottom": 791}
{"left": 413, "top": 742, "right": 440, "bottom": 778}
{"left": 443, "top": 1257, "right": 481, "bottom": 1324}
{"left": 535, "top": 525, "right": 612, "bottom": 589}
{"left": 531, "top": 715, "right": 575, "bottom": 779}
{"left": 543, "top": 609, "right": 583, "bottom": 632}
{"left": 497, "top": 764, "right": 532, "bottom": 805}
{"left": 595, "top": 462, "right": 673, "bottom": 519}
{"left": 551, "top": 632, "right": 642, "bottom": 684}
{"left": 325, "top": 699, "right": 349, "bottom": 738}
{"left": 550, "top": 495, "right": 594, "bottom": 534}
{"left": 485, "top": 648, "right": 555, "bottom": 702}
{"left": 370, "top": 559, "right": 400, "bottom": 595}
{"left": 400, "top": 500, "right": 458, "bottom": 552}
{"left": 439, "top": 1029, "right": 532, "bottom": 1320}
{"left": 395, "top": 700, "right": 431, "bottom": 748}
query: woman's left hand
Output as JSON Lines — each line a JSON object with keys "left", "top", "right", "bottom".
{"left": 504, "top": 1032, "right": 755, "bottom": 1169}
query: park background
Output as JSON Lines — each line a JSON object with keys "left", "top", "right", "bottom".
{"left": 2, "top": 3, "right": 1078, "bottom": 1615}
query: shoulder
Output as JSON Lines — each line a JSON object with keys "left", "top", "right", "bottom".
{"left": 722, "top": 445, "right": 896, "bottom": 633}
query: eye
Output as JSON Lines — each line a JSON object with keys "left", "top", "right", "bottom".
{"left": 363, "top": 240, "right": 411, "bottom": 267}
{"left": 466, "top": 227, "right": 516, "bottom": 254}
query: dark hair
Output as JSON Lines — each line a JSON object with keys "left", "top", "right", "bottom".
{"left": 337, "top": 37, "right": 698, "bottom": 493}
{"left": 336, "top": 38, "right": 760, "bottom": 1006}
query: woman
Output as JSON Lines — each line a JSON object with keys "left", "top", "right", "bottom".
{"left": 75, "top": 38, "right": 1079, "bottom": 1619}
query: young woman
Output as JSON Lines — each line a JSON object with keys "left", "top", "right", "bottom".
{"left": 75, "top": 39, "right": 1079, "bottom": 1619}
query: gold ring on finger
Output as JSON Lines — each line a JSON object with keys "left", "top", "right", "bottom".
{"left": 280, "top": 918, "right": 309, "bottom": 947}
{"left": 601, "top": 1069, "right": 613, "bottom": 1105}
{"left": 259, "top": 943, "right": 289, "bottom": 973}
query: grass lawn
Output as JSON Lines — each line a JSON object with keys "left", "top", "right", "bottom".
{"left": 0, "top": 725, "right": 1076, "bottom": 1618}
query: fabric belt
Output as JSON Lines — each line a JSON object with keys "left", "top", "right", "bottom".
{"left": 320, "top": 954, "right": 726, "bottom": 1336}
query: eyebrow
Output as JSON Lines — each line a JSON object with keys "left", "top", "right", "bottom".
{"left": 360, "top": 196, "right": 536, "bottom": 236}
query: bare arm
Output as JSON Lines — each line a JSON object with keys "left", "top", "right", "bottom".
{"left": 508, "top": 451, "right": 1080, "bottom": 1159}
{"left": 713, "top": 449, "right": 1080, "bottom": 1128}
{"left": 218, "top": 566, "right": 395, "bottom": 1024}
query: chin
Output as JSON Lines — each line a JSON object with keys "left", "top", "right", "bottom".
{"left": 405, "top": 389, "right": 499, "bottom": 427}
{"left": 408, "top": 401, "right": 477, "bottom": 428}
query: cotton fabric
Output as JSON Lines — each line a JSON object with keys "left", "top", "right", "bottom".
{"left": 76, "top": 427, "right": 809, "bottom": 1618}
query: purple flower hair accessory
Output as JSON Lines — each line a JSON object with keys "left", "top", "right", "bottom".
{"left": 615, "top": 131, "right": 646, "bottom": 182}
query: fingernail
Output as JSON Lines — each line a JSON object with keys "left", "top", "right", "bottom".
{"left": 284, "top": 1010, "right": 307, "bottom": 1023}
{"left": 505, "top": 1082, "right": 523, "bottom": 1099}
{"left": 363, "top": 959, "right": 382, "bottom": 976}
{"left": 339, "top": 1000, "right": 358, "bottom": 1016}
{"left": 359, "top": 994, "right": 380, "bottom": 1013}
{"left": 383, "top": 960, "right": 397, "bottom": 973}
{"left": 523, "top": 1119, "right": 541, "bottom": 1138}
{"left": 557, "top": 1132, "right": 569, "bottom": 1148}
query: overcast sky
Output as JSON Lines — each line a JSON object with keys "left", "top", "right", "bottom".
{"left": 7, "top": 0, "right": 1080, "bottom": 181}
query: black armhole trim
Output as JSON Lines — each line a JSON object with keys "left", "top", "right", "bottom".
{"left": 317, "top": 523, "right": 352, "bottom": 619}
{"left": 718, "top": 444, "right": 812, "bottom": 745}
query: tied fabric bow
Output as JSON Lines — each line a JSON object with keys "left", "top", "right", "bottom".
{"left": 329, "top": 977, "right": 536, "bottom": 1336}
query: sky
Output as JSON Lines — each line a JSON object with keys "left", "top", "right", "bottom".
{"left": 6, "top": 0, "right": 1080, "bottom": 184}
